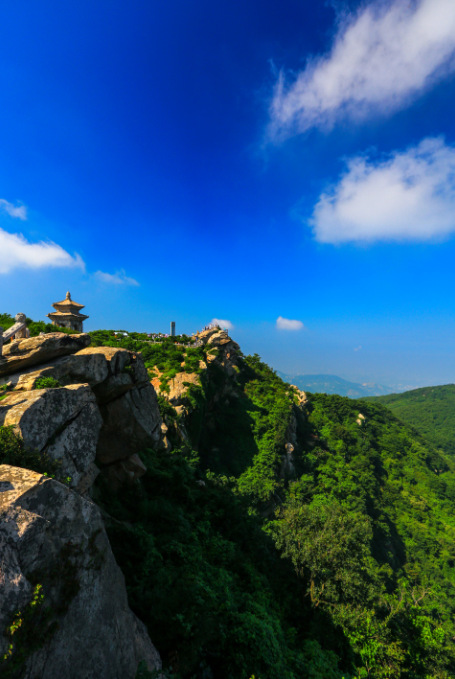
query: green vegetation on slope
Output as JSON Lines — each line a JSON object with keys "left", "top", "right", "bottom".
{"left": 271, "top": 392, "right": 455, "bottom": 678}
{"left": 90, "top": 330, "right": 455, "bottom": 678}
{"left": 90, "top": 329, "right": 205, "bottom": 391}
{"left": 6, "top": 320, "right": 455, "bottom": 678}
{"left": 0, "top": 426, "right": 60, "bottom": 478}
{"left": 95, "top": 447, "right": 344, "bottom": 679}
{"left": 366, "top": 384, "right": 455, "bottom": 458}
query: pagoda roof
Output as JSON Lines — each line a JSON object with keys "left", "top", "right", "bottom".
{"left": 52, "top": 291, "right": 85, "bottom": 310}
{"left": 47, "top": 310, "right": 89, "bottom": 321}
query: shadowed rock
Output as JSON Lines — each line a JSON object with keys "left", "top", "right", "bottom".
{"left": 0, "top": 464, "right": 161, "bottom": 679}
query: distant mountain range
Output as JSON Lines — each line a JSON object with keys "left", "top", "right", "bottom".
{"left": 277, "top": 372, "right": 393, "bottom": 398}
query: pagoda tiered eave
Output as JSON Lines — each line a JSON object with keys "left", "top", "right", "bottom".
{"left": 47, "top": 311, "right": 89, "bottom": 322}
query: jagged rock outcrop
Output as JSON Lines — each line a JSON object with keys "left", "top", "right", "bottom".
{"left": 152, "top": 370, "right": 202, "bottom": 417}
{"left": 0, "top": 384, "right": 102, "bottom": 490}
{"left": 279, "top": 387, "right": 309, "bottom": 480}
{"left": 0, "top": 334, "right": 166, "bottom": 676}
{"left": 197, "top": 328, "right": 240, "bottom": 377}
{"left": 151, "top": 330, "right": 243, "bottom": 451}
{"left": 0, "top": 332, "right": 91, "bottom": 376}
{"left": 0, "top": 464, "right": 161, "bottom": 678}
{"left": 0, "top": 336, "right": 165, "bottom": 491}
{"left": 151, "top": 329, "right": 241, "bottom": 420}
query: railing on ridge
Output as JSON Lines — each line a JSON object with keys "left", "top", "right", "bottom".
{"left": 0, "top": 313, "right": 29, "bottom": 358}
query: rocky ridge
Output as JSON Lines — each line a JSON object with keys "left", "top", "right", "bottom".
{"left": 152, "top": 328, "right": 309, "bottom": 483}
{"left": 0, "top": 332, "right": 163, "bottom": 677}
{"left": 0, "top": 333, "right": 165, "bottom": 492}
{"left": 152, "top": 327, "right": 241, "bottom": 414}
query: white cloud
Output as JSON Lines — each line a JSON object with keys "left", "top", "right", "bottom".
{"left": 0, "top": 199, "right": 27, "bottom": 220}
{"left": 311, "top": 137, "right": 455, "bottom": 243}
{"left": 269, "top": 0, "right": 455, "bottom": 138}
{"left": 0, "top": 227, "right": 84, "bottom": 274}
{"left": 209, "top": 318, "right": 234, "bottom": 330}
{"left": 94, "top": 269, "right": 139, "bottom": 286}
{"left": 276, "top": 316, "right": 304, "bottom": 331}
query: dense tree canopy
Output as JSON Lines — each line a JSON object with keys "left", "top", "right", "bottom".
{"left": 90, "top": 331, "right": 455, "bottom": 678}
{"left": 4, "top": 318, "right": 455, "bottom": 678}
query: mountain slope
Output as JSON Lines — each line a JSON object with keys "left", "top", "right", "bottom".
{"left": 90, "top": 328, "right": 455, "bottom": 679}
{"left": 367, "top": 384, "right": 455, "bottom": 457}
{"left": 3, "top": 321, "right": 455, "bottom": 678}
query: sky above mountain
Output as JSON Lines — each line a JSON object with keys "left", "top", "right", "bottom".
{"left": 1, "top": 0, "right": 455, "bottom": 388}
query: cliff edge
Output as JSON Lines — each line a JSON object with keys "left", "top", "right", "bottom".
{"left": 0, "top": 333, "right": 163, "bottom": 678}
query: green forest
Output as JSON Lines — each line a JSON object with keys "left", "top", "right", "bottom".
{"left": 89, "top": 330, "right": 455, "bottom": 678}
{"left": 367, "top": 384, "right": 455, "bottom": 458}
{"left": 2, "top": 324, "right": 455, "bottom": 678}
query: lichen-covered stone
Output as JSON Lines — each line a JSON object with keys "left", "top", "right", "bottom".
{"left": 0, "top": 464, "right": 161, "bottom": 678}
{"left": 0, "top": 385, "right": 101, "bottom": 489}
{"left": 0, "top": 384, "right": 95, "bottom": 449}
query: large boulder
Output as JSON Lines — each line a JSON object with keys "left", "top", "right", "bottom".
{"left": 0, "top": 333, "right": 91, "bottom": 377}
{"left": 1, "top": 345, "right": 141, "bottom": 395}
{"left": 0, "top": 348, "right": 109, "bottom": 391}
{"left": 0, "top": 464, "right": 161, "bottom": 679}
{"left": 0, "top": 340, "right": 167, "bottom": 489}
{"left": 0, "top": 385, "right": 102, "bottom": 491}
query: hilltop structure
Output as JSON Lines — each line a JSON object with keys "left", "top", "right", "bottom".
{"left": 47, "top": 291, "right": 89, "bottom": 332}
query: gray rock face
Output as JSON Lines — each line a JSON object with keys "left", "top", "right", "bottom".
{"left": 0, "top": 384, "right": 96, "bottom": 452}
{"left": 0, "top": 337, "right": 167, "bottom": 676}
{"left": 97, "top": 383, "right": 162, "bottom": 465}
{"left": 0, "top": 464, "right": 161, "bottom": 679}
{"left": 0, "top": 385, "right": 102, "bottom": 491}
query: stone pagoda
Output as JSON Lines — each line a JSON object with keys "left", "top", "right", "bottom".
{"left": 47, "top": 291, "right": 89, "bottom": 332}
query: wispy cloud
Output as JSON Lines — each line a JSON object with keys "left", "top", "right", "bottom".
{"left": 276, "top": 316, "right": 304, "bottom": 331}
{"left": 209, "top": 318, "right": 234, "bottom": 330}
{"left": 0, "top": 199, "right": 27, "bottom": 220}
{"left": 94, "top": 269, "right": 139, "bottom": 286}
{"left": 268, "top": 0, "right": 455, "bottom": 139}
{"left": 0, "top": 228, "right": 84, "bottom": 274}
{"left": 310, "top": 137, "right": 455, "bottom": 243}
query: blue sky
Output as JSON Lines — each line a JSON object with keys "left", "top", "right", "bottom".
{"left": 1, "top": 0, "right": 455, "bottom": 389}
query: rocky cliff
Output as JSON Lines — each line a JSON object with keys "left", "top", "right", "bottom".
{"left": 151, "top": 327, "right": 241, "bottom": 414}
{"left": 151, "top": 327, "right": 308, "bottom": 484}
{"left": 0, "top": 333, "right": 163, "bottom": 678}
